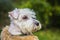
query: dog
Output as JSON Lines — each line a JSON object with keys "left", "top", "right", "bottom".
{"left": 1, "top": 8, "right": 41, "bottom": 40}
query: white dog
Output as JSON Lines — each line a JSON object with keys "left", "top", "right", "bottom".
{"left": 8, "top": 8, "right": 41, "bottom": 35}
{"left": 1, "top": 8, "right": 41, "bottom": 40}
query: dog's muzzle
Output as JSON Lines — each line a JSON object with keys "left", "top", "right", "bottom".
{"left": 33, "top": 20, "right": 41, "bottom": 31}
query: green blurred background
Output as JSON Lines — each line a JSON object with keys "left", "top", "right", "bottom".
{"left": 0, "top": 0, "right": 60, "bottom": 40}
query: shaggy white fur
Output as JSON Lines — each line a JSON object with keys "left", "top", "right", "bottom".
{"left": 8, "top": 8, "right": 41, "bottom": 35}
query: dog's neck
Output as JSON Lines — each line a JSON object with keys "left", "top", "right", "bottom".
{"left": 8, "top": 22, "right": 22, "bottom": 35}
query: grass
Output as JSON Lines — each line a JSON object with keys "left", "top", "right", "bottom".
{"left": 33, "top": 29, "right": 60, "bottom": 40}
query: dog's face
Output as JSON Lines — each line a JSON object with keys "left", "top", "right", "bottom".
{"left": 8, "top": 8, "right": 41, "bottom": 35}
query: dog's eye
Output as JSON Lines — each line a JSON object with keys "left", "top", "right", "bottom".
{"left": 32, "top": 17, "right": 36, "bottom": 19}
{"left": 22, "top": 16, "right": 28, "bottom": 19}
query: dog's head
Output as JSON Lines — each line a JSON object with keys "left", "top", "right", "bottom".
{"left": 8, "top": 8, "right": 41, "bottom": 35}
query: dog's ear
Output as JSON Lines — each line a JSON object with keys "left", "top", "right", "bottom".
{"left": 8, "top": 8, "right": 19, "bottom": 19}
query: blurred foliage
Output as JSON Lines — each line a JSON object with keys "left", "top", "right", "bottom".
{"left": 0, "top": 0, "right": 60, "bottom": 29}
{"left": 11, "top": 0, "right": 60, "bottom": 29}
{"left": 0, "top": 0, "right": 14, "bottom": 27}
{"left": 0, "top": 0, "right": 14, "bottom": 12}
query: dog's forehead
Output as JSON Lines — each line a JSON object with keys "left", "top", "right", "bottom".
{"left": 18, "top": 8, "right": 36, "bottom": 15}
{"left": 18, "top": 8, "right": 36, "bottom": 18}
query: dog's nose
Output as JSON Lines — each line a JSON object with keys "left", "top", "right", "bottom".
{"left": 35, "top": 22, "right": 39, "bottom": 26}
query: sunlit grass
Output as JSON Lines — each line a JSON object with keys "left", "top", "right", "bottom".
{"left": 33, "top": 30, "right": 60, "bottom": 40}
